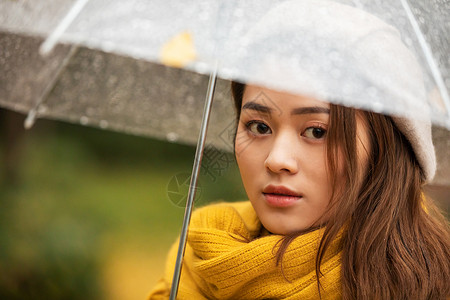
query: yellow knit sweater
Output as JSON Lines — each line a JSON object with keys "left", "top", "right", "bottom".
{"left": 148, "top": 201, "right": 342, "bottom": 299}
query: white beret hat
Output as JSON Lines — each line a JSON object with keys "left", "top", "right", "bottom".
{"left": 242, "top": 0, "right": 436, "bottom": 181}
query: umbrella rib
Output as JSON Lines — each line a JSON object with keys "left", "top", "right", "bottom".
{"left": 169, "top": 66, "right": 218, "bottom": 300}
{"left": 39, "top": 0, "right": 89, "bottom": 56}
{"left": 24, "top": 45, "right": 79, "bottom": 129}
{"left": 399, "top": 0, "right": 450, "bottom": 122}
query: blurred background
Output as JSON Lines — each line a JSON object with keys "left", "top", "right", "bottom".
{"left": 0, "top": 108, "right": 448, "bottom": 300}
{"left": 0, "top": 108, "right": 246, "bottom": 300}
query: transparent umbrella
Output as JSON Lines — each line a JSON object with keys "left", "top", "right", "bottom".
{"left": 1, "top": 0, "right": 450, "bottom": 128}
{"left": 1, "top": 0, "right": 449, "bottom": 298}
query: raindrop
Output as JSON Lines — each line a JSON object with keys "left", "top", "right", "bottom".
{"left": 99, "top": 120, "right": 109, "bottom": 129}
{"left": 194, "top": 62, "right": 210, "bottom": 75}
{"left": 167, "top": 132, "right": 179, "bottom": 142}
{"left": 219, "top": 68, "right": 234, "bottom": 80}
{"left": 80, "top": 116, "right": 89, "bottom": 125}
{"left": 37, "top": 105, "right": 48, "bottom": 114}
{"left": 101, "top": 41, "right": 116, "bottom": 53}
{"left": 372, "top": 101, "right": 384, "bottom": 113}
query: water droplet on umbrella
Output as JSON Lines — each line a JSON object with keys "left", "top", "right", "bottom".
{"left": 101, "top": 41, "right": 115, "bottom": 52}
{"left": 195, "top": 62, "right": 209, "bottom": 75}
{"left": 38, "top": 105, "right": 48, "bottom": 114}
{"left": 80, "top": 116, "right": 89, "bottom": 125}
{"left": 99, "top": 120, "right": 108, "bottom": 129}
{"left": 223, "top": 67, "right": 238, "bottom": 80}
{"left": 167, "top": 132, "right": 179, "bottom": 142}
{"left": 372, "top": 101, "right": 383, "bottom": 113}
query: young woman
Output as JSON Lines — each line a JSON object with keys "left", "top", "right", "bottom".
{"left": 149, "top": 82, "right": 450, "bottom": 299}
{"left": 149, "top": 1, "right": 450, "bottom": 299}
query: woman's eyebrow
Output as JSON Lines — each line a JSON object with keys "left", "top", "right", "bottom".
{"left": 291, "top": 106, "right": 330, "bottom": 115}
{"left": 242, "top": 101, "right": 272, "bottom": 114}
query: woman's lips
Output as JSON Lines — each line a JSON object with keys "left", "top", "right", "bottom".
{"left": 263, "top": 185, "right": 302, "bottom": 207}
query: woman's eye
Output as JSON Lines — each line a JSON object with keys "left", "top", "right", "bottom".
{"left": 246, "top": 121, "right": 272, "bottom": 135}
{"left": 303, "top": 127, "right": 327, "bottom": 139}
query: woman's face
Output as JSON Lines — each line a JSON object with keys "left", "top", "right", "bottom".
{"left": 235, "top": 85, "right": 370, "bottom": 235}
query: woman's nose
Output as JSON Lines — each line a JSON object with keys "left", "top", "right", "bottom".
{"left": 264, "top": 132, "right": 299, "bottom": 174}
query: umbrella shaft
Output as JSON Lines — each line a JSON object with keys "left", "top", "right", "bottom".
{"left": 169, "top": 67, "right": 218, "bottom": 300}
{"left": 40, "top": 0, "right": 89, "bottom": 55}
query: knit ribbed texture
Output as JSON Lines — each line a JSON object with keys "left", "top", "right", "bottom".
{"left": 148, "top": 201, "right": 342, "bottom": 299}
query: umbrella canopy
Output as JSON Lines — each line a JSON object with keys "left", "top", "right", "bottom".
{"left": 0, "top": 32, "right": 235, "bottom": 151}
{"left": 0, "top": 0, "right": 449, "bottom": 185}
{"left": 1, "top": 0, "right": 450, "bottom": 126}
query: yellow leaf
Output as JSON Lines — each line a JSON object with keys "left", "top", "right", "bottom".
{"left": 160, "top": 31, "right": 197, "bottom": 68}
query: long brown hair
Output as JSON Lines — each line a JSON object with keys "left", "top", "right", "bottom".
{"left": 232, "top": 81, "right": 450, "bottom": 299}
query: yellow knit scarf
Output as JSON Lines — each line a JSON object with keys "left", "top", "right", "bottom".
{"left": 149, "top": 201, "right": 342, "bottom": 299}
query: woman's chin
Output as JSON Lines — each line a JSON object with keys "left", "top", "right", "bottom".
{"left": 261, "top": 220, "right": 306, "bottom": 235}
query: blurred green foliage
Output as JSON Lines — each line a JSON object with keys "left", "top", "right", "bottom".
{"left": 0, "top": 109, "right": 246, "bottom": 299}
